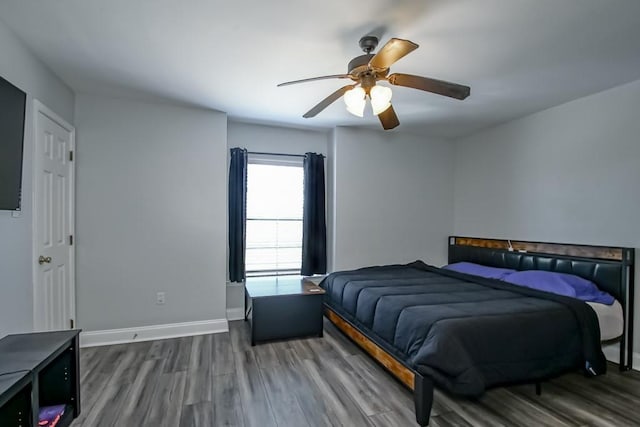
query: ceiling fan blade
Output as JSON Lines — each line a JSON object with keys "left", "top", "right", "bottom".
{"left": 278, "top": 74, "right": 352, "bottom": 87}
{"left": 369, "top": 38, "right": 419, "bottom": 70}
{"left": 388, "top": 73, "right": 470, "bottom": 100}
{"left": 378, "top": 104, "right": 400, "bottom": 130}
{"left": 303, "top": 84, "right": 357, "bottom": 118}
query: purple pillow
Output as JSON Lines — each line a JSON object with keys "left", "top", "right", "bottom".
{"left": 39, "top": 405, "right": 66, "bottom": 426}
{"left": 504, "top": 270, "right": 615, "bottom": 305}
{"left": 443, "top": 262, "right": 516, "bottom": 280}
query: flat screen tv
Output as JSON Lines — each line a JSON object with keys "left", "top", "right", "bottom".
{"left": 0, "top": 75, "right": 27, "bottom": 210}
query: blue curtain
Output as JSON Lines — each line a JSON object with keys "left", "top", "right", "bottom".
{"left": 301, "top": 152, "right": 327, "bottom": 276}
{"left": 228, "top": 148, "right": 247, "bottom": 282}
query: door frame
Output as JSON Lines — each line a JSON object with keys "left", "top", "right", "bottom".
{"left": 32, "top": 99, "right": 76, "bottom": 331}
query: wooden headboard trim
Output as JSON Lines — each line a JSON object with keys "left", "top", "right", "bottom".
{"left": 450, "top": 236, "right": 625, "bottom": 262}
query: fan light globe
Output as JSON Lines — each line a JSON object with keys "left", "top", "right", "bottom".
{"left": 344, "top": 87, "right": 366, "bottom": 117}
{"left": 370, "top": 85, "right": 392, "bottom": 115}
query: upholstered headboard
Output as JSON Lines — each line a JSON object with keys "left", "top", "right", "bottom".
{"left": 447, "top": 236, "right": 636, "bottom": 370}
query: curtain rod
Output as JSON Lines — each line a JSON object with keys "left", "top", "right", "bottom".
{"left": 247, "top": 151, "right": 325, "bottom": 159}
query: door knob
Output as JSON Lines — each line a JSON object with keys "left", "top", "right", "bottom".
{"left": 38, "top": 256, "right": 52, "bottom": 265}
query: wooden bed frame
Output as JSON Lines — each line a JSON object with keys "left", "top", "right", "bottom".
{"left": 324, "top": 307, "right": 433, "bottom": 424}
{"left": 322, "top": 236, "right": 636, "bottom": 426}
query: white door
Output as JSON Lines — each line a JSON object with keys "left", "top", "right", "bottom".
{"left": 33, "top": 100, "right": 76, "bottom": 331}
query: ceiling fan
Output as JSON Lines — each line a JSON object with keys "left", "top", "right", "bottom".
{"left": 278, "top": 36, "right": 471, "bottom": 130}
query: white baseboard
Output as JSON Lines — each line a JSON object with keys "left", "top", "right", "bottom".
{"left": 602, "top": 343, "right": 640, "bottom": 371}
{"left": 226, "top": 307, "right": 245, "bottom": 321}
{"left": 226, "top": 281, "right": 245, "bottom": 288}
{"left": 80, "top": 318, "right": 228, "bottom": 348}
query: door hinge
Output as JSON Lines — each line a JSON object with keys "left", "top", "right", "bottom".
{"left": 69, "top": 150, "right": 74, "bottom": 161}
{"left": 70, "top": 319, "right": 75, "bottom": 329}
{"left": 69, "top": 235, "right": 73, "bottom": 246}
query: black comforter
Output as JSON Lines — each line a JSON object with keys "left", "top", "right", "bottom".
{"left": 321, "top": 261, "right": 606, "bottom": 396}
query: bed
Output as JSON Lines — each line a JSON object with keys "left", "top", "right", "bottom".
{"left": 320, "top": 236, "right": 635, "bottom": 426}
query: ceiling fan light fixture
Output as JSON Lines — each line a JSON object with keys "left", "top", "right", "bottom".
{"left": 344, "top": 86, "right": 366, "bottom": 117}
{"left": 279, "top": 36, "right": 470, "bottom": 130}
{"left": 370, "top": 85, "right": 393, "bottom": 115}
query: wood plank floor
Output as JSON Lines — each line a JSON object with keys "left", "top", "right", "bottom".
{"left": 72, "top": 319, "right": 640, "bottom": 427}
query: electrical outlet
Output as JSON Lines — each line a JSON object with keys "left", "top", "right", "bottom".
{"left": 156, "top": 292, "right": 166, "bottom": 305}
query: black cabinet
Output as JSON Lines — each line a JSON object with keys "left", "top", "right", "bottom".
{"left": 0, "top": 373, "right": 31, "bottom": 427}
{"left": 245, "top": 276, "right": 325, "bottom": 345}
{"left": 0, "top": 330, "right": 81, "bottom": 427}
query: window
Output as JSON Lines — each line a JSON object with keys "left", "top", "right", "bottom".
{"left": 245, "top": 161, "right": 303, "bottom": 276}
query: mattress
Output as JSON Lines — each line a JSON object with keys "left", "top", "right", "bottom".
{"left": 587, "top": 300, "right": 624, "bottom": 341}
{"left": 321, "top": 261, "right": 606, "bottom": 396}
{"left": 443, "top": 261, "right": 623, "bottom": 342}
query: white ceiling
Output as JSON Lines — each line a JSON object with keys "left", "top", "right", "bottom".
{"left": 1, "top": 0, "right": 640, "bottom": 137}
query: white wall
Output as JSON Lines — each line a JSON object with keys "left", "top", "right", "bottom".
{"left": 225, "top": 121, "right": 330, "bottom": 314}
{"left": 332, "top": 127, "right": 455, "bottom": 271}
{"left": 453, "top": 79, "right": 640, "bottom": 355}
{"left": 74, "top": 94, "right": 227, "bottom": 331}
{"left": 0, "top": 20, "right": 75, "bottom": 337}
{"left": 227, "top": 121, "right": 330, "bottom": 156}
{"left": 225, "top": 122, "right": 455, "bottom": 313}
